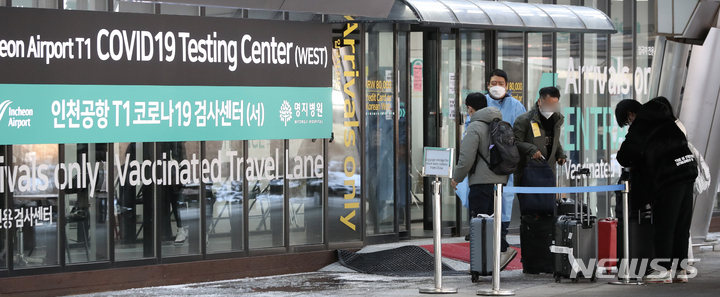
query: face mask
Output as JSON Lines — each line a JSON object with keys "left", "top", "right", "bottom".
{"left": 488, "top": 86, "right": 506, "bottom": 99}
{"left": 541, "top": 111, "right": 554, "bottom": 119}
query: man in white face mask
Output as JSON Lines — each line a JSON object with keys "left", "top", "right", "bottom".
{"left": 482, "top": 69, "right": 527, "bottom": 269}
{"left": 512, "top": 86, "right": 567, "bottom": 274}
{"left": 514, "top": 86, "right": 566, "bottom": 167}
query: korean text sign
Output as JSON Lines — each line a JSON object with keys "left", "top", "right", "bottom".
{"left": 0, "top": 7, "right": 332, "bottom": 144}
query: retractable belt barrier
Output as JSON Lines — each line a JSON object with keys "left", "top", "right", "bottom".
{"left": 503, "top": 184, "right": 625, "bottom": 194}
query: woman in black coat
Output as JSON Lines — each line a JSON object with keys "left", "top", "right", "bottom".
{"left": 616, "top": 98, "right": 698, "bottom": 283}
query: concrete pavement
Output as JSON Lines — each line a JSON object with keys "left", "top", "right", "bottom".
{"left": 68, "top": 235, "right": 720, "bottom": 297}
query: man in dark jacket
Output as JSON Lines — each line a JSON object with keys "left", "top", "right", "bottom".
{"left": 512, "top": 86, "right": 567, "bottom": 274}
{"left": 513, "top": 86, "right": 567, "bottom": 181}
{"left": 616, "top": 98, "right": 698, "bottom": 283}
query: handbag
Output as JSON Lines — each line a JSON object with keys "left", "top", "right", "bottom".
{"left": 518, "top": 158, "right": 556, "bottom": 215}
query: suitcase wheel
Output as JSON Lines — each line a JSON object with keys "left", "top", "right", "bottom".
{"left": 571, "top": 278, "right": 579, "bottom": 283}
{"left": 554, "top": 275, "right": 561, "bottom": 283}
{"left": 591, "top": 274, "right": 598, "bottom": 283}
{"left": 471, "top": 272, "right": 480, "bottom": 283}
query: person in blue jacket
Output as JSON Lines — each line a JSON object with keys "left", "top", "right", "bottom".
{"left": 484, "top": 69, "right": 527, "bottom": 268}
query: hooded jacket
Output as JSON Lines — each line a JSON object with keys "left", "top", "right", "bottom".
{"left": 512, "top": 103, "right": 567, "bottom": 183}
{"left": 617, "top": 100, "right": 698, "bottom": 196}
{"left": 453, "top": 107, "right": 510, "bottom": 185}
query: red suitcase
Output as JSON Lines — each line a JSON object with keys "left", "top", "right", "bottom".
{"left": 598, "top": 218, "right": 617, "bottom": 271}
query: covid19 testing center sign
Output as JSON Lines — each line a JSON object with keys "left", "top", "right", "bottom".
{"left": 0, "top": 7, "right": 332, "bottom": 145}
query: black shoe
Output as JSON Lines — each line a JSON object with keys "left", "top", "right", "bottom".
{"left": 465, "top": 234, "right": 470, "bottom": 241}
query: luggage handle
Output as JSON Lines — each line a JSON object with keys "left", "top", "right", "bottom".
{"left": 571, "top": 168, "right": 591, "bottom": 227}
{"left": 636, "top": 208, "right": 653, "bottom": 224}
{"left": 475, "top": 213, "right": 494, "bottom": 219}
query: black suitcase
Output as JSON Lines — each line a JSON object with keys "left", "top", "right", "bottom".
{"left": 520, "top": 213, "right": 555, "bottom": 274}
{"left": 553, "top": 168, "right": 598, "bottom": 283}
{"left": 470, "top": 214, "right": 494, "bottom": 281}
{"left": 617, "top": 210, "right": 655, "bottom": 280}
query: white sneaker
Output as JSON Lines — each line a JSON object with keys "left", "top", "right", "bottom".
{"left": 174, "top": 227, "right": 188, "bottom": 244}
{"left": 642, "top": 269, "right": 672, "bottom": 284}
{"left": 673, "top": 270, "right": 689, "bottom": 283}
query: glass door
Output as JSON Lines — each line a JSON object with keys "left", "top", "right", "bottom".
{"left": 407, "top": 29, "right": 464, "bottom": 236}
{"left": 408, "top": 31, "right": 426, "bottom": 236}
{"left": 439, "top": 32, "right": 458, "bottom": 233}
{"left": 365, "top": 23, "right": 396, "bottom": 236}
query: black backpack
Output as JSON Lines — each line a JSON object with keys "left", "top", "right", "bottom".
{"left": 470, "top": 118, "right": 519, "bottom": 176}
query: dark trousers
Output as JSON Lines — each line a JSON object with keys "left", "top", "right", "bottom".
{"left": 469, "top": 184, "right": 510, "bottom": 252}
{"left": 652, "top": 182, "right": 693, "bottom": 271}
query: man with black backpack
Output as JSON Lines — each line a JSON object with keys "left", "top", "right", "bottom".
{"left": 452, "top": 94, "right": 519, "bottom": 270}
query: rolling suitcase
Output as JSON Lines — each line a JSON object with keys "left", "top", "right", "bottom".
{"left": 598, "top": 218, "right": 618, "bottom": 272}
{"left": 520, "top": 213, "right": 555, "bottom": 274}
{"left": 617, "top": 210, "right": 655, "bottom": 280}
{"left": 470, "top": 214, "right": 494, "bottom": 282}
{"left": 553, "top": 168, "right": 598, "bottom": 283}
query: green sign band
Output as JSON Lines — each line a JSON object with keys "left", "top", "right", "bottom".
{"left": 0, "top": 84, "right": 332, "bottom": 145}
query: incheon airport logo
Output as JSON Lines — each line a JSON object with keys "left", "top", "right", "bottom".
{"left": 0, "top": 100, "right": 34, "bottom": 129}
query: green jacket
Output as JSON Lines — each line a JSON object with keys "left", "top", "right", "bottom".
{"left": 452, "top": 107, "right": 510, "bottom": 185}
{"left": 512, "top": 104, "right": 567, "bottom": 183}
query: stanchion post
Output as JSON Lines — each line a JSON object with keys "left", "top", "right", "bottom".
{"left": 609, "top": 180, "right": 643, "bottom": 285}
{"left": 419, "top": 177, "right": 457, "bottom": 294}
{"left": 477, "top": 184, "right": 515, "bottom": 296}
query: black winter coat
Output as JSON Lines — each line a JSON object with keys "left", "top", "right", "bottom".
{"left": 616, "top": 100, "right": 698, "bottom": 202}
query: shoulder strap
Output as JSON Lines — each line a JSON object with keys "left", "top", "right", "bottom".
{"left": 477, "top": 150, "right": 490, "bottom": 165}
{"left": 474, "top": 120, "right": 495, "bottom": 165}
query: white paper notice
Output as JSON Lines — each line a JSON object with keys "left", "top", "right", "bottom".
{"left": 424, "top": 148, "right": 452, "bottom": 177}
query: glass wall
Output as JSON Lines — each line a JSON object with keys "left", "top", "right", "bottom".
{"left": 0, "top": 146, "right": 5, "bottom": 269}
{"left": 582, "top": 0, "right": 612, "bottom": 218}
{"left": 64, "top": 143, "right": 108, "bottom": 264}
{"left": 247, "top": 140, "right": 285, "bottom": 249}
{"left": 458, "top": 30, "right": 485, "bottom": 231}
{"left": 206, "top": 141, "right": 243, "bottom": 253}
{"left": 498, "top": 32, "right": 525, "bottom": 105}
{"left": 636, "top": 0, "right": 657, "bottom": 103}
{"left": 288, "top": 139, "right": 324, "bottom": 246}
{"left": 158, "top": 141, "right": 202, "bottom": 257}
{"left": 114, "top": 0, "right": 154, "bottom": 13}
{"left": 460, "top": 31, "right": 486, "bottom": 101}
{"left": 607, "top": 0, "right": 635, "bottom": 217}
{"left": 12, "top": 0, "right": 55, "bottom": 8}
{"left": 114, "top": 142, "right": 155, "bottom": 260}
{"left": 527, "top": 32, "right": 553, "bottom": 104}
{"left": 64, "top": 0, "right": 107, "bottom": 11}
{"left": 11, "top": 144, "right": 59, "bottom": 268}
